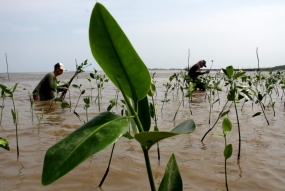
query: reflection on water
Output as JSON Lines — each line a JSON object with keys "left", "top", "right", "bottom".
{"left": 0, "top": 70, "right": 285, "bottom": 190}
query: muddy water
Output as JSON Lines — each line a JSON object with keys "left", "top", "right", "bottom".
{"left": 0, "top": 70, "right": 284, "bottom": 191}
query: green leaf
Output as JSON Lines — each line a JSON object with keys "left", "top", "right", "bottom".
{"left": 135, "top": 119, "right": 195, "bottom": 149}
{"left": 158, "top": 154, "right": 182, "bottom": 191}
{"left": 72, "top": 84, "right": 79, "bottom": 88}
{"left": 252, "top": 112, "right": 261, "bottom": 117}
{"left": 42, "top": 112, "right": 129, "bottom": 185}
{"left": 222, "top": 118, "right": 232, "bottom": 135}
{"left": 12, "top": 83, "right": 18, "bottom": 93}
{"left": 90, "top": 73, "right": 95, "bottom": 79}
{"left": 89, "top": 3, "right": 151, "bottom": 102}
{"left": 233, "top": 71, "right": 246, "bottom": 79}
{"left": 224, "top": 144, "right": 233, "bottom": 160}
{"left": 225, "top": 66, "right": 234, "bottom": 78}
{"left": 61, "top": 102, "right": 70, "bottom": 109}
{"left": 227, "top": 89, "right": 236, "bottom": 101}
{"left": 0, "top": 84, "right": 12, "bottom": 94}
{"left": 171, "top": 119, "right": 195, "bottom": 133}
{"left": 211, "top": 132, "right": 224, "bottom": 136}
{"left": 0, "top": 137, "right": 10, "bottom": 151}
{"left": 138, "top": 96, "right": 151, "bottom": 131}
{"left": 54, "top": 98, "right": 63, "bottom": 102}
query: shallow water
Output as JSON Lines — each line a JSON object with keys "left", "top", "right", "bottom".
{"left": 0, "top": 70, "right": 285, "bottom": 191}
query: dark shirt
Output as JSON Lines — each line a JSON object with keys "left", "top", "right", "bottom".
{"left": 32, "top": 72, "right": 65, "bottom": 101}
{"left": 188, "top": 63, "right": 206, "bottom": 81}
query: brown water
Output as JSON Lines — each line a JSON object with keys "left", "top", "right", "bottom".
{"left": 0, "top": 70, "right": 285, "bottom": 191}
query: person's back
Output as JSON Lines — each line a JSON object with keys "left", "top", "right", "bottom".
{"left": 33, "top": 63, "right": 68, "bottom": 101}
{"left": 187, "top": 60, "right": 210, "bottom": 91}
{"left": 33, "top": 72, "right": 55, "bottom": 101}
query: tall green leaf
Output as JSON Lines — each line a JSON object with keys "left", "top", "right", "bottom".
{"left": 89, "top": 3, "right": 151, "bottom": 102}
{"left": 42, "top": 112, "right": 129, "bottom": 185}
{"left": 158, "top": 154, "right": 182, "bottom": 191}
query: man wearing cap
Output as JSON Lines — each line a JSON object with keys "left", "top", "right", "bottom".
{"left": 188, "top": 60, "right": 210, "bottom": 91}
{"left": 33, "top": 63, "right": 68, "bottom": 101}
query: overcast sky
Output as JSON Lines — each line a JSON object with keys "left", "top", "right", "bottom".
{"left": 1, "top": 0, "right": 284, "bottom": 72}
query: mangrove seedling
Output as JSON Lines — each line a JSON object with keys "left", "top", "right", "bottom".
{"left": 161, "top": 82, "right": 172, "bottom": 113}
{"left": 42, "top": 3, "right": 196, "bottom": 191}
{"left": 0, "top": 83, "right": 20, "bottom": 157}
{"left": 36, "top": 108, "right": 44, "bottom": 134}
{"left": 213, "top": 117, "right": 233, "bottom": 191}
{"left": 0, "top": 89, "right": 7, "bottom": 126}
{"left": 83, "top": 96, "right": 90, "bottom": 122}
{"left": 23, "top": 88, "right": 34, "bottom": 123}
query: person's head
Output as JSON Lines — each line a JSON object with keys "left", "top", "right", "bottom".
{"left": 198, "top": 60, "right": 206, "bottom": 68}
{"left": 54, "top": 63, "right": 66, "bottom": 76}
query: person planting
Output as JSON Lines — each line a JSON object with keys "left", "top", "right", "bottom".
{"left": 188, "top": 60, "right": 210, "bottom": 91}
{"left": 33, "top": 63, "right": 68, "bottom": 101}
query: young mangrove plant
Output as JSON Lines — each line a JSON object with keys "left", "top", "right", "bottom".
{"left": 83, "top": 96, "right": 90, "bottom": 122}
{"left": 0, "top": 89, "right": 7, "bottom": 126}
{"left": 42, "top": 3, "right": 196, "bottom": 190}
{"left": 36, "top": 108, "right": 44, "bottom": 134}
{"left": 23, "top": 88, "right": 34, "bottom": 123}
{"left": 161, "top": 81, "right": 172, "bottom": 113}
{"left": 72, "top": 84, "right": 85, "bottom": 113}
{"left": 0, "top": 83, "right": 20, "bottom": 157}
{"left": 185, "top": 82, "right": 196, "bottom": 115}
{"left": 213, "top": 117, "right": 233, "bottom": 191}
{"left": 201, "top": 66, "right": 248, "bottom": 160}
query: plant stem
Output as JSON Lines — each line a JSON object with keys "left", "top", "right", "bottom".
{"left": 234, "top": 101, "right": 241, "bottom": 161}
{"left": 142, "top": 147, "right": 156, "bottom": 191}
{"left": 201, "top": 101, "right": 229, "bottom": 143}
{"left": 225, "top": 158, "right": 229, "bottom": 191}
{"left": 12, "top": 97, "right": 19, "bottom": 157}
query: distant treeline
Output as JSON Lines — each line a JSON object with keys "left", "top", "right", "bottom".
{"left": 149, "top": 65, "right": 285, "bottom": 72}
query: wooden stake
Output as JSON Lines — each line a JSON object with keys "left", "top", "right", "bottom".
{"left": 256, "top": 47, "right": 260, "bottom": 71}
{"left": 5, "top": 53, "right": 10, "bottom": 81}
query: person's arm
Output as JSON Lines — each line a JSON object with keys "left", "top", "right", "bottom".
{"left": 57, "top": 84, "right": 68, "bottom": 92}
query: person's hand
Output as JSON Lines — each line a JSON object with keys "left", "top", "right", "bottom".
{"left": 205, "top": 70, "right": 210, "bottom": 74}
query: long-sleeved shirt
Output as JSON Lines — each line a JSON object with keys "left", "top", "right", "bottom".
{"left": 32, "top": 72, "right": 65, "bottom": 101}
{"left": 188, "top": 63, "right": 206, "bottom": 81}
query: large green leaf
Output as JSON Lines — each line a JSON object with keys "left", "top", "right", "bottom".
{"left": 135, "top": 119, "right": 195, "bottom": 149}
{"left": 158, "top": 154, "right": 182, "bottom": 191}
{"left": 42, "top": 112, "right": 129, "bottom": 185}
{"left": 89, "top": 3, "right": 151, "bottom": 102}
